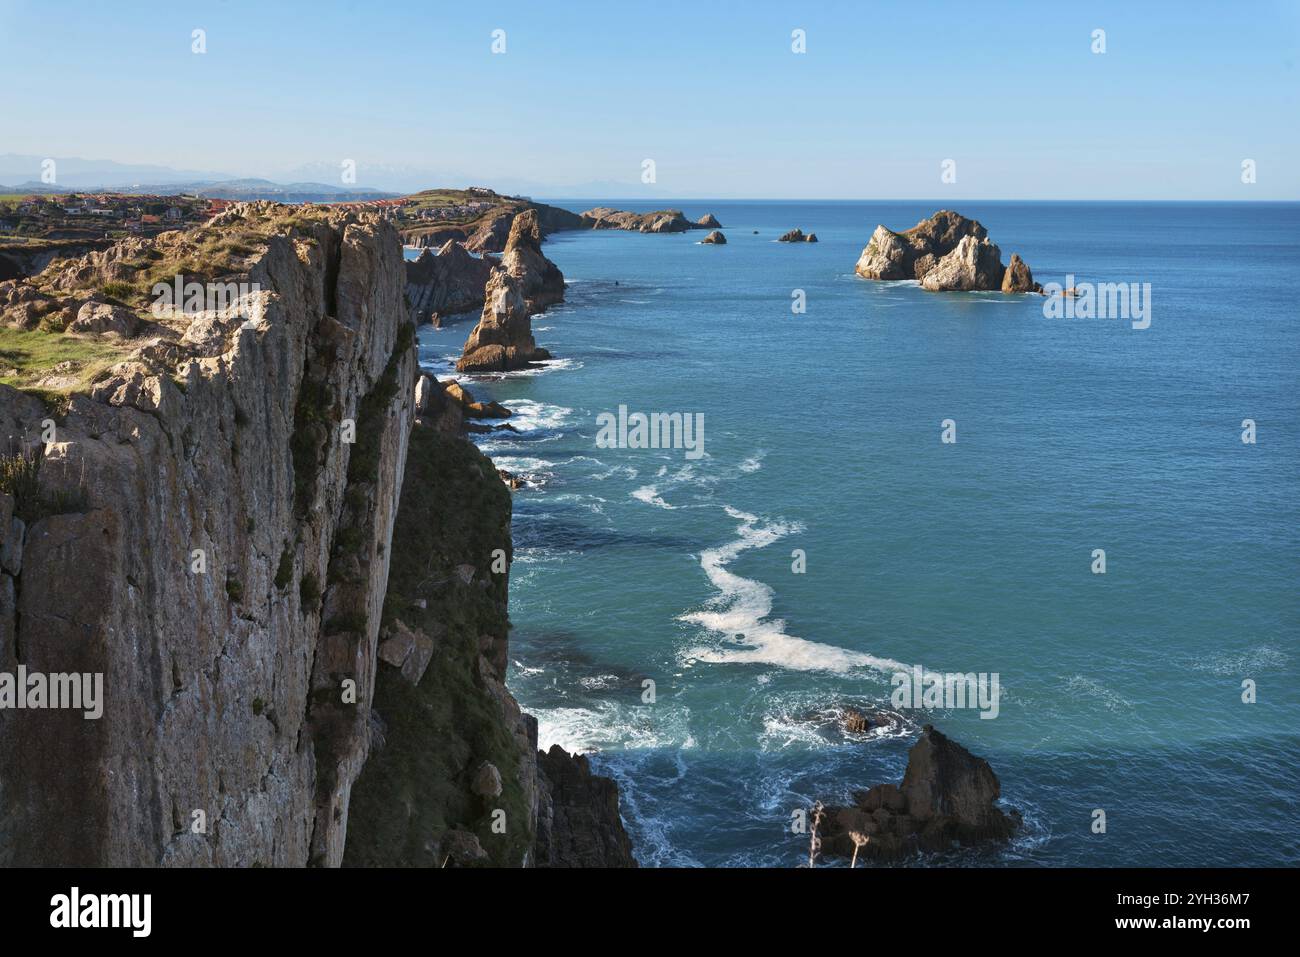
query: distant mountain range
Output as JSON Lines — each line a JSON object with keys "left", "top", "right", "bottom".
{"left": 0, "top": 154, "right": 398, "bottom": 201}
{"left": 0, "top": 154, "right": 667, "bottom": 202}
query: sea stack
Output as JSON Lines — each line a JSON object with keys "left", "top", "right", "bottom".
{"left": 854, "top": 210, "right": 1038, "bottom": 292}
{"left": 700, "top": 230, "right": 726, "bottom": 244}
{"left": 696, "top": 213, "right": 723, "bottom": 228}
{"left": 456, "top": 270, "right": 551, "bottom": 373}
{"left": 456, "top": 209, "right": 563, "bottom": 373}
{"left": 499, "top": 209, "right": 565, "bottom": 312}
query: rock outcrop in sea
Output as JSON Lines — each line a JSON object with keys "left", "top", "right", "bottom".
{"left": 456, "top": 210, "right": 563, "bottom": 373}
{"left": 854, "top": 210, "right": 1039, "bottom": 292}
{"left": 0, "top": 202, "right": 634, "bottom": 868}
{"left": 778, "top": 228, "right": 817, "bottom": 243}
{"left": 814, "top": 725, "right": 1020, "bottom": 862}
{"left": 700, "top": 230, "right": 726, "bottom": 245}
{"left": 580, "top": 207, "right": 694, "bottom": 233}
{"left": 696, "top": 213, "right": 723, "bottom": 228}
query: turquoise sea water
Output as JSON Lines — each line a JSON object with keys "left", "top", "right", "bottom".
{"left": 413, "top": 201, "right": 1300, "bottom": 867}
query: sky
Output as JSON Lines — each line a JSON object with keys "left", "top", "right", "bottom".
{"left": 2, "top": 0, "right": 1298, "bottom": 199}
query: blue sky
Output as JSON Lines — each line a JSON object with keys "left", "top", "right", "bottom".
{"left": 2, "top": 0, "right": 1298, "bottom": 198}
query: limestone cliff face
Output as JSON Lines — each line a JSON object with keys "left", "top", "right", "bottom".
{"left": 0, "top": 205, "right": 417, "bottom": 867}
{"left": 0, "top": 203, "right": 634, "bottom": 869}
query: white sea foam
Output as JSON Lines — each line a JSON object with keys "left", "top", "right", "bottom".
{"left": 461, "top": 357, "right": 584, "bottom": 381}
{"left": 1062, "top": 674, "right": 1133, "bottom": 712}
{"left": 680, "top": 506, "right": 918, "bottom": 675}
{"left": 631, "top": 485, "right": 677, "bottom": 510}
{"left": 502, "top": 398, "right": 575, "bottom": 432}
{"left": 534, "top": 701, "right": 692, "bottom": 753}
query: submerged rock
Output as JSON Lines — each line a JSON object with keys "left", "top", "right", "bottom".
{"left": 815, "top": 725, "right": 1020, "bottom": 862}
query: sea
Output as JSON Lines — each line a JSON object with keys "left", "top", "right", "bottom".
{"left": 409, "top": 200, "right": 1300, "bottom": 867}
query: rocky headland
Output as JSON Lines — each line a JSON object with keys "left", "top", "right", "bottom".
{"left": 854, "top": 210, "right": 1040, "bottom": 293}
{"left": 0, "top": 201, "right": 634, "bottom": 867}
{"left": 814, "top": 725, "right": 1020, "bottom": 863}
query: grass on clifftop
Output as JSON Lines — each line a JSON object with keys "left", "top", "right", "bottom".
{"left": 0, "top": 325, "right": 130, "bottom": 396}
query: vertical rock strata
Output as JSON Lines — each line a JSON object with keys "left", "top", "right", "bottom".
{"left": 0, "top": 205, "right": 417, "bottom": 866}
{"left": 0, "top": 202, "right": 635, "bottom": 868}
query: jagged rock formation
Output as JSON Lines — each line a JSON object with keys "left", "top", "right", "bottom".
{"left": 0, "top": 202, "right": 417, "bottom": 867}
{"left": 456, "top": 272, "right": 550, "bottom": 373}
{"left": 0, "top": 239, "right": 116, "bottom": 282}
{"left": 696, "top": 213, "right": 723, "bottom": 228}
{"left": 920, "top": 234, "right": 1006, "bottom": 291}
{"left": 854, "top": 210, "right": 1037, "bottom": 293}
{"left": 458, "top": 203, "right": 586, "bottom": 254}
{"left": 405, "top": 241, "right": 496, "bottom": 326}
{"left": 1001, "top": 253, "right": 1041, "bottom": 293}
{"left": 700, "top": 230, "right": 726, "bottom": 245}
{"left": 778, "top": 228, "right": 817, "bottom": 243}
{"left": 816, "top": 725, "right": 1020, "bottom": 862}
{"left": 581, "top": 207, "right": 693, "bottom": 233}
{"left": 456, "top": 212, "right": 563, "bottom": 374}
{"left": 536, "top": 745, "right": 637, "bottom": 867}
{"left": 499, "top": 210, "right": 565, "bottom": 313}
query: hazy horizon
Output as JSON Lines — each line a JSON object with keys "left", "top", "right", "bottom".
{"left": 2, "top": 0, "right": 1299, "bottom": 200}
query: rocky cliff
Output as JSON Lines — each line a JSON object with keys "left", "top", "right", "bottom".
{"left": 405, "top": 240, "right": 496, "bottom": 327}
{"left": 342, "top": 400, "right": 636, "bottom": 867}
{"left": 0, "top": 203, "right": 416, "bottom": 866}
{"left": 0, "top": 203, "right": 634, "bottom": 868}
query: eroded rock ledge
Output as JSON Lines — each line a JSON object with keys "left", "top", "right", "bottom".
{"left": 854, "top": 210, "right": 1040, "bottom": 293}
